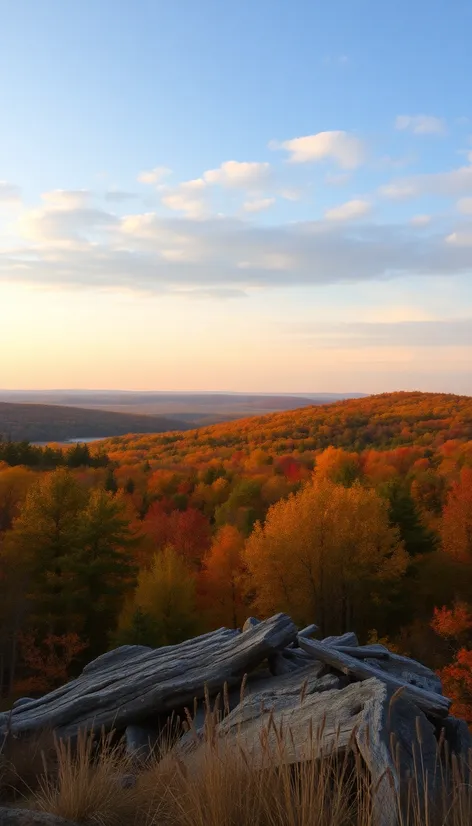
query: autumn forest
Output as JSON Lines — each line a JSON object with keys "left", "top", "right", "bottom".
{"left": 1, "top": 391, "right": 472, "bottom": 722}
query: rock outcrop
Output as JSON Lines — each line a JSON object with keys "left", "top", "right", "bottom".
{"left": 2, "top": 613, "right": 470, "bottom": 826}
{"left": 4, "top": 613, "right": 296, "bottom": 739}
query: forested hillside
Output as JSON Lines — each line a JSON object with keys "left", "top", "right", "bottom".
{"left": 1, "top": 391, "right": 472, "bottom": 722}
{"left": 104, "top": 391, "right": 472, "bottom": 463}
{"left": 0, "top": 402, "right": 189, "bottom": 442}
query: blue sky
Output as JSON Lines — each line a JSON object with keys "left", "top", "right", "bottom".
{"left": 0, "top": 0, "right": 471, "bottom": 393}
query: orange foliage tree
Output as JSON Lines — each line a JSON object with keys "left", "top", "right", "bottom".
{"left": 441, "top": 467, "right": 472, "bottom": 561}
{"left": 15, "top": 632, "right": 88, "bottom": 694}
{"left": 432, "top": 602, "right": 472, "bottom": 724}
{"left": 201, "top": 525, "right": 246, "bottom": 629}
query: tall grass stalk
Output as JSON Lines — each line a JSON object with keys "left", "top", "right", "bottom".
{"left": 21, "top": 710, "right": 472, "bottom": 826}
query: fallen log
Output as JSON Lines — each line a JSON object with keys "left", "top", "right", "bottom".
{"left": 335, "top": 645, "right": 390, "bottom": 660}
{"left": 6, "top": 613, "right": 297, "bottom": 739}
{"left": 366, "top": 650, "right": 443, "bottom": 694}
{"left": 297, "top": 623, "right": 319, "bottom": 638}
{"left": 322, "top": 631, "right": 359, "bottom": 647}
{"left": 299, "top": 637, "right": 451, "bottom": 717}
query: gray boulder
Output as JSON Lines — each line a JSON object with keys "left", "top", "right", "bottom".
{"left": 6, "top": 613, "right": 297, "bottom": 740}
{"left": 212, "top": 676, "right": 437, "bottom": 826}
{"left": 12, "top": 699, "right": 35, "bottom": 710}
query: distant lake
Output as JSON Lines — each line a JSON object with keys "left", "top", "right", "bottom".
{"left": 66, "top": 437, "right": 110, "bottom": 443}
{"left": 33, "top": 436, "right": 110, "bottom": 446}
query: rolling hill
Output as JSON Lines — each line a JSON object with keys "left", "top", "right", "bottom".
{"left": 0, "top": 402, "right": 190, "bottom": 443}
{"left": 101, "top": 391, "right": 472, "bottom": 464}
{"left": 0, "top": 390, "right": 364, "bottom": 419}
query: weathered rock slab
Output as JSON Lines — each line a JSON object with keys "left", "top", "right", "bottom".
{"left": 6, "top": 613, "right": 297, "bottom": 739}
{"left": 210, "top": 676, "right": 437, "bottom": 826}
{"left": 299, "top": 637, "right": 450, "bottom": 717}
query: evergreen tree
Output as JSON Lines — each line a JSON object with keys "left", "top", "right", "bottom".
{"left": 68, "top": 489, "right": 137, "bottom": 658}
{"left": 382, "top": 478, "right": 437, "bottom": 558}
{"left": 105, "top": 467, "right": 118, "bottom": 494}
{"left": 66, "top": 443, "right": 91, "bottom": 468}
{"left": 113, "top": 607, "right": 160, "bottom": 647}
{"left": 3, "top": 469, "right": 86, "bottom": 635}
{"left": 3, "top": 472, "right": 136, "bottom": 660}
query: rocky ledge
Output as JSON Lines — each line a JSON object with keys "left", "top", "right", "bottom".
{"left": 3, "top": 614, "right": 470, "bottom": 826}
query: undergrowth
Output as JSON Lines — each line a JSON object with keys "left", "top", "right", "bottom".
{"left": 0, "top": 695, "right": 470, "bottom": 826}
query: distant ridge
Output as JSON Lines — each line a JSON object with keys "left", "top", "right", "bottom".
{"left": 100, "top": 391, "right": 472, "bottom": 463}
{"left": 0, "top": 390, "right": 366, "bottom": 420}
{"left": 0, "top": 402, "right": 190, "bottom": 443}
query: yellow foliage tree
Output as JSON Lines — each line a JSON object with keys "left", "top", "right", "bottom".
{"left": 118, "top": 546, "right": 197, "bottom": 646}
{"left": 244, "top": 477, "right": 407, "bottom": 635}
{"left": 314, "top": 446, "right": 362, "bottom": 486}
{"left": 0, "top": 466, "right": 36, "bottom": 533}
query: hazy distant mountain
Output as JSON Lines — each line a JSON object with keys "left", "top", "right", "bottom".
{"left": 0, "top": 402, "right": 190, "bottom": 443}
{"left": 0, "top": 390, "right": 366, "bottom": 420}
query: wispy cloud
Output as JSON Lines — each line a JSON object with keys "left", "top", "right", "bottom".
{"left": 395, "top": 114, "right": 446, "bottom": 135}
{"left": 161, "top": 178, "right": 207, "bottom": 218}
{"left": 3, "top": 203, "right": 472, "bottom": 295}
{"left": 203, "top": 160, "right": 271, "bottom": 189}
{"left": 290, "top": 318, "right": 472, "bottom": 348}
{"left": 104, "top": 191, "right": 138, "bottom": 202}
{"left": 410, "top": 214, "right": 431, "bottom": 226}
{"left": 243, "top": 197, "right": 275, "bottom": 213}
{"left": 380, "top": 163, "right": 472, "bottom": 200}
{"left": 0, "top": 181, "right": 21, "bottom": 202}
{"left": 271, "top": 130, "right": 366, "bottom": 169}
{"left": 324, "top": 199, "right": 371, "bottom": 221}
{"left": 137, "top": 166, "right": 172, "bottom": 185}
{"left": 446, "top": 227, "right": 472, "bottom": 247}
{"left": 457, "top": 197, "right": 472, "bottom": 214}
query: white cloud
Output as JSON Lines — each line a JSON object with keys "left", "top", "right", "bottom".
{"left": 324, "top": 199, "right": 371, "bottom": 221}
{"left": 290, "top": 318, "right": 472, "bottom": 348}
{"left": 203, "top": 160, "right": 271, "bottom": 189}
{"left": 410, "top": 214, "right": 431, "bottom": 226}
{"left": 0, "top": 181, "right": 21, "bottom": 202}
{"left": 457, "top": 197, "right": 472, "bottom": 214}
{"left": 243, "top": 197, "right": 275, "bottom": 213}
{"left": 380, "top": 183, "right": 418, "bottom": 200}
{"left": 18, "top": 194, "right": 116, "bottom": 245}
{"left": 325, "top": 172, "right": 352, "bottom": 186}
{"left": 446, "top": 229, "right": 472, "bottom": 247}
{"left": 41, "top": 190, "right": 90, "bottom": 209}
{"left": 161, "top": 178, "right": 207, "bottom": 218}
{"left": 380, "top": 164, "right": 472, "bottom": 200}
{"left": 4, "top": 202, "right": 472, "bottom": 296}
{"left": 395, "top": 114, "right": 446, "bottom": 135}
{"left": 279, "top": 189, "right": 303, "bottom": 201}
{"left": 105, "top": 191, "right": 138, "bottom": 202}
{"left": 137, "top": 166, "right": 172, "bottom": 185}
{"left": 273, "top": 131, "right": 365, "bottom": 169}
{"left": 237, "top": 252, "right": 295, "bottom": 271}
{"left": 377, "top": 154, "right": 416, "bottom": 170}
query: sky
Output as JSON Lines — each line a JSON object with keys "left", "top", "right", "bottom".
{"left": 0, "top": 0, "right": 471, "bottom": 394}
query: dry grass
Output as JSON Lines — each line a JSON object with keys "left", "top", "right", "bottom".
{"left": 0, "top": 725, "right": 56, "bottom": 801}
{"left": 0, "top": 702, "right": 468, "bottom": 826}
{"left": 35, "top": 731, "right": 140, "bottom": 826}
